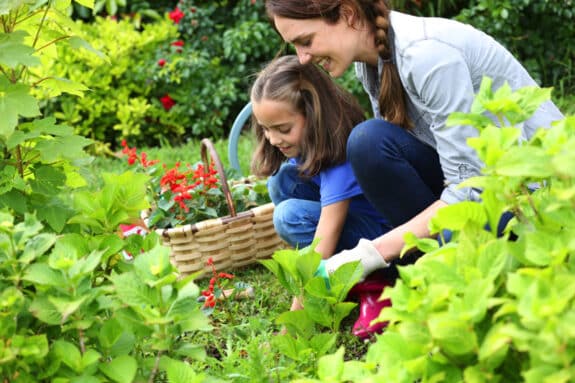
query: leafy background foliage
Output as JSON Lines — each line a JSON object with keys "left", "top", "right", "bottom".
{"left": 1, "top": 0, "right": 575, "bottom": 382}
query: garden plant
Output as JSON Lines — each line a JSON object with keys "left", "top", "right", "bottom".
{"left": 2, "top": 0, "right": 575, "bottom": 382}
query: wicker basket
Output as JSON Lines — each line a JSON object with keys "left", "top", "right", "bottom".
{"left": 150, "top": 138, "right": 286, "bottom": 278}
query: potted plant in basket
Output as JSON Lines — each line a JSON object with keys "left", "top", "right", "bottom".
{"left": 119, "top": 138, "right": 284, "bottom": 277}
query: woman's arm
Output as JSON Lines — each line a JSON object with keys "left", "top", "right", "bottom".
{"left": 314, "top": 199, "right": 350, "bottom": 259}
{"left": 373, "top": 199, "right": 446, "bottom": 263}
{"left": 323, "top": 199, "right": 447, "bottom": 279}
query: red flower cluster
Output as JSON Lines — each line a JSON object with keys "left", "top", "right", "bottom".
{"left": 160, "top": 94, "right": 176, "bottom": 111}
{"left": 201, "top": 257, "right": 234, "bottom": 308}
{"left": 159, "top": 162, "right": 218, "bottom": 212}
{"left": 169, "top": 7, "right": 184, "bottom": 24}
{"left": 158, "top": 58, "right": 166, "bottom": 67}
{"left": 120, "top": 140, "right": 159, "bottom": 167}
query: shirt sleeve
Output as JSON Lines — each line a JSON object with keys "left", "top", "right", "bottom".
{"left": 400, "top": 39, "right": 484, "bottom": 204}
{"left": 317, "top": 163, "right": 363, "bottom": 207}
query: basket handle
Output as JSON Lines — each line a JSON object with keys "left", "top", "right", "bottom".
{"left": 200, "top": 138, "right": 237, "bottom": 217}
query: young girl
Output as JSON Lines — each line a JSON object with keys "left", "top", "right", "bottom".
{"left": 265, "top": 0, "right": 565, "bottom": 279}
{"left": 250, "top": 55, "right": 392, "bottom": 337}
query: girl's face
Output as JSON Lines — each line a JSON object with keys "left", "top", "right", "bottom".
{"left": 252, "top": 98, "right": 305, "bottom": 158}
{"left": 273, "top": 14, "right": 377, "bottom": 77}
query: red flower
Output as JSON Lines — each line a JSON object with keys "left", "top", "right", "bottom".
{"left": 169, "top": 7, "right": 185, "bottom": 24}
{"left": 160, "top": 94, "right": 176, "bottom": 111}
{"left": 121, "top": 140, "right": 139, "bottom": 165}
{"left": 171, "top": 40, "right": 184, "bottom": 53}
{"left": 157, "top": 58, "right": 166, "bottom": 67}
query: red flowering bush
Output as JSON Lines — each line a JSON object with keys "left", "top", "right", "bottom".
{"left": 120, "top": 140, "right": 271, "bottom": 229}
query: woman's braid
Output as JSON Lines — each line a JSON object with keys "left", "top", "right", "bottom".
{"left": 373, "top": 0, "right": 390, "bottom": 58}
{"left": 370, "top": 0, "right": 412, "bottom": 128}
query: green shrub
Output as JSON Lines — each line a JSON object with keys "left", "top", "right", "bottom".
{"left": 36, "top": 16, "right": 181, "bottom": 151}
{"left": 456, "top": 0, "right": 575, "bottom": 97}
{"left": 309, "top": 80, "right": 575, "bottom": 382}
{"left": 158, "top": 0, "right": 282, "bottom": 140}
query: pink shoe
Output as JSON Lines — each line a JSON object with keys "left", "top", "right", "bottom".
{"left": 349, "top": 278, "right": 393, "bottom": 340}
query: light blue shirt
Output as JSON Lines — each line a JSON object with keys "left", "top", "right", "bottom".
{"left": 355, "top": 11, "right": 564, "bottom": 204}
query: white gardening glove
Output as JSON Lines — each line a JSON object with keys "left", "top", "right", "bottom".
{"left": 324, "top": 239, "right": 390, "bottom": 281}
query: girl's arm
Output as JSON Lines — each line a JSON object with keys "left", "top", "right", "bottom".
{"left": 314, "top": 199, "right": 350, "bottom": 259}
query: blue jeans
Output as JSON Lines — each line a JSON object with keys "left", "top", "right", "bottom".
{"left": 347, "top": 119, "right": 445, "bottom": 226}
{"left": 347, "top": 119, "right": 514, "bottom": 250}
{"left": 268, "top": 163, "right": 388, "bottom": 252}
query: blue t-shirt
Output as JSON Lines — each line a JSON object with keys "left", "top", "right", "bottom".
{"left": 291, "top": 158, "right": 389, "bottom": 226}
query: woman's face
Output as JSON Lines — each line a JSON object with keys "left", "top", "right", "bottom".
{"left": 273, "top": 14, "right": 367, "bottom": 78}
{"left": 252, "top": 98, "right": 305, "bottom": 158}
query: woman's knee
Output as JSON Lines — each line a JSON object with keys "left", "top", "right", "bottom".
{"left": 347, "top": 119, "right": 403, "bottom": 164}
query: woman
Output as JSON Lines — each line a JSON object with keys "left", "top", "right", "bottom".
{"left": 264, "top": 1, "right": 564, "bottom": 279}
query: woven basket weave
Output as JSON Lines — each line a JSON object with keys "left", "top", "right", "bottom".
{"left": 152, "top": 138, "right": 286, "bottom": 278}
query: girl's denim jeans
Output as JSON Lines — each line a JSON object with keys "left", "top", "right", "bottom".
{"left": 267, "top": 163, "right": 388, "bottom": 252}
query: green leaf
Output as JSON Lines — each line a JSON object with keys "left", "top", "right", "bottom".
{"left": 20, "top": 233, "right": 56, "bottom": 264}
{"left": 495, "top": 146, "right": 552, "bottom": 178}
{"left": 160, "top": 356, "right": 204, "bottom": 383}
{"left": 35, "top": 197, "right": 75, "bottom": 232}
{"left": 0, "top": 77, "right": 41, "bottom": 139}
{"left": 111, "top": 272, "right": 156, "bottom": 308}
{"left": 333, "top": 301, "right": 358, "bottom": 330}
{"left": 329, "top": 261, "right": 363, "bottom": 301}
{"left": 470, "top": 77, "right": 493, "bottom": 115}
{"left": 317, "top": 347, "right": 344, "bottom": 381}
{"left": 0, "top": 165, "right": 16, "bottom": 194}
{"left": 428, "top": 313, "right": 478, "bottom": 356}
{"left": 429, "top": 201, "right": 486, "bottom": 234}
{"left": 53, "top": 340, "right": 82, "bottom": 372}
{"left": 30, "top": 165, "right": 66, "bottom": 195}
{"left": 36, "top": 77, "right": 89, "bottom": 97}
{"left": 276, "top": 309, "right": 315, "bottom": 339}
{"left": 271, "top": 333, "right": 311, "bottom": 361}
{"left": 174, "top": 343, "right": 207, "bottom": 361}
{"left": 295, "top": 246, "right": 321, "bottom": 284}
{"left": 69, "top": 249, "right": 104, "bottom": 276}
{"left": 303, "top": 294, "right": 332, "bottom": 328}
{"left": 0, "top": 31, "right": 40, "bottom": 68}
{"left": 99, "top": 355, "right": 138, "bottom": 383}
{"left": 98, "top": 318, "right": 124, "bottom": 349}
{"left": 309, "top": 333, "right": 337, "bottom": 356}
{"left": 22, "top": 263, "right": 66, "bottom": 286}
{"left": 74, "top": 0, "right": 94, "bottom": 9}
{"left": 23, "top": 298, "right": 58, "bottom": 328}
{"left": 478, "top": 323, "right": 511, "bottom": 369}
{"left": 34, "top": 134, "right": 93, "bottom": 162}
{"left": 446, "top": 112, "right": 493, "bottom": 131}
{"left": 48, "top": 295, "right": 89, "bottom": 322}
{"left": 81, "top": 349, "right": 101, "bottom": 369}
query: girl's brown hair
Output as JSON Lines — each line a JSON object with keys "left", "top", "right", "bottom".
{"left": 250, "top": 55, "right": 365, "bottom": 177}
{"left": 265, "top": 0, "right": 411, "bottom": 129}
